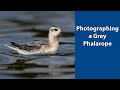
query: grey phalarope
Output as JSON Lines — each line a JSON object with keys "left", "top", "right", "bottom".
{"left": 5, "top": 26, "right": 66, "bottom": 55}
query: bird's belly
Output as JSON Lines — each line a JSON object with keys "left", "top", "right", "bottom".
{"left": 44, "top": 47, "right": 58, "bottom": 53}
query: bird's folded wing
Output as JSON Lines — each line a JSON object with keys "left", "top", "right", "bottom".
{"left": 31, "top": 40, "right": 48, "bottom": 46}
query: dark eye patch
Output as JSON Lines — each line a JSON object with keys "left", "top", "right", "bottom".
{"left": 54, "top": 29, "right": 58, "bottom": 31}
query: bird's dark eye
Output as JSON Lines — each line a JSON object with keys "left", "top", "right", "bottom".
{"left": 54, "top": 29, "right": 58, "bottom": 31}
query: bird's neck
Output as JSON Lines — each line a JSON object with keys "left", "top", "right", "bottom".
{"left": 48, "top": 34, "right": 59, "bottom": 46}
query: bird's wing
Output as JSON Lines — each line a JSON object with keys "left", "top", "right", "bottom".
{"left": 31, "top": 40, "right": 49, "bottom": 46}
{"left": 10, "top": 42, "right": 40, "bottom": 51}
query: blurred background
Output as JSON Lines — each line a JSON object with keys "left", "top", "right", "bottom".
{"left": 0, "top": 11, "right": 75, "bottom": 79}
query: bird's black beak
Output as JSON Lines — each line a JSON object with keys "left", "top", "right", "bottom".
{"left": 60, "top": 32, "right": 67, "bottom": 38}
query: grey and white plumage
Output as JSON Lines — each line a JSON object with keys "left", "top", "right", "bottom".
{"left": 5, "top": 26, "right": 65, "bottom": 55}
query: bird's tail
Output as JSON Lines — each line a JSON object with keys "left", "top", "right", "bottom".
{"left": 10, "top": 42, "right": 20, "bottom": 47}
{"left": 4, "top": 42, "right": 20, "bottom": 51}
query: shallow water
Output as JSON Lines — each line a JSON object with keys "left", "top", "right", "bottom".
{"left": 0, "top": 11, "right": 75, "bottom": 79}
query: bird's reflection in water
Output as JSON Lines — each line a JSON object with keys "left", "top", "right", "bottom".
{"left": 48, "top": 65, "right": 63, "bottom": 76}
